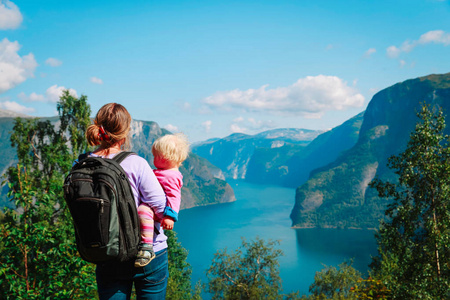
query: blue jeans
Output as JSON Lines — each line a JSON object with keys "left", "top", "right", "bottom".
{"left": 96, "top": 248, "right": 168, "bottom": 300}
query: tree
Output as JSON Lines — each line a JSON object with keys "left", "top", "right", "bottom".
{"left": 166, "top": 229, "right": 201, "bottom": 299}
{"left": 307, "top": 261, "right": 361, "bottom": 300}
{"left": 206, "top": 237, "right": 284, "bottom": 300}
{"left": 370, "top": 104, "right": 450, "bottom": 299}
{"left": 0, "top": 91, "right": 96, "bottom": 299}
{"left": 350, "top": 277, "right": 390, "bottom": 300}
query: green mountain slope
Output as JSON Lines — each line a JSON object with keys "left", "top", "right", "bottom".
{"left": 130, "top": 119, "right": 235, "bottom": 209}
{"left": 192, "top": 128, "right": 323, "bottom": 182}
{"left": 290, "top": 72, "right": 450, "bottom": 229}
{"left": 0, "top": 118, "right": 235, "bottom": 210}
{"left": 245, "top": 112, "right": 363, "bottom": 188}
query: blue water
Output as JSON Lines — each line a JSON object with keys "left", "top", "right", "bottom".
{"left": 175, "top": 180, "right": 378, "bottom": 297}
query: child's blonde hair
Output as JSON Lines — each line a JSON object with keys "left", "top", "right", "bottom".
{"left": 152, "top": 133, "right": 189, "bottom": 166}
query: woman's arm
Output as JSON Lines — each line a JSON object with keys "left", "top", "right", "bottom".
{"left": 137, "top": 159, "right": 167, "bottom": 220}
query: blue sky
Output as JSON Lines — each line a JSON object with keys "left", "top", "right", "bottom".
{"left": 0, "top": 0, "right": 449, "bottom": 142}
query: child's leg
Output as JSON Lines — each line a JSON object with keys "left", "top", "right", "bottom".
{"left": 135, "top": 203, "right": 156, "bottom": 268}
{"left": 137, "top": 203, "right": 154, "bottom": 244}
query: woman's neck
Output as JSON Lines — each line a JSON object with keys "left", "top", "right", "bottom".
{"left": 93, "top": 144, "right": 122, "bottom": 157}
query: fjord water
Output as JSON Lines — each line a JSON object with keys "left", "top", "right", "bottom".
{"left": 175, "top": 180, "right": 378, "bottom": 296}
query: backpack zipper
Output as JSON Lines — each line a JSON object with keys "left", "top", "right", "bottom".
{"left": 76, "top": 197, "right": 107, "bottom": 213}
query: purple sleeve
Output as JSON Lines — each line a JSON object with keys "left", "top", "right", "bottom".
{"left": 120, "top": 155, "right": 167, "bottom": 220}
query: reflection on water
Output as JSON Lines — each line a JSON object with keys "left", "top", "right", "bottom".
{"left": 295, "top": 228, "right": 378, "bottom": 273}
{"left": 176, "top": 181, "right": 378, "bottom": 297}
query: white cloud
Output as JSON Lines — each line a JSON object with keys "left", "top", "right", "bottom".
{"left": 183, "top": 102, "right": 191, "bottom": 111}
{"left": 386, "top": 45, "right": 401, "bottom": 58}
{"left": 364, "top": 48, "right": 376, "bottom": 58}
{"left": 230, "top": 117, "right": 276, "bottom": 134}
{"left": 247, "top": 118, "right": 276, "bottom": 130}
{"left": 203, "top": 75, "right": 364, "bottom": 117}
{"left": 18, "top": 85, "right": 78, "bottom": 103}
{"left": 45, "top": 57, "right": 62, "bottom": 67}
{"left": 202, "top": 120, "right": 212, "bottom": 132}
{"left": 46, "top": 85, "right": 78, "bottom": 103}
{"left": 0, "top": 100, "right": 34, "bottom": 113}
{"left": 418, "top": 30, "right": 450, "bottom": 45}
{"left": 90, "top": 76, "right": 103, "bottom": 84}
{"left": 0, "top": 38, "right": 37, "bottom": 94}
{"left": 387, "top": 30, "right": 450, "bottom": 58}
{"left": 164, "top": 124, "right": 179, "bottom": 132}
{"left": 18, "top": 91, "right": 45, "bottom": 102}
{"left": 0, "top": 0, "right": 22, "bottom": 30}
{"left": 400, "top": 60, "right": 406, "bottom": 68}
{"left": 230, "top": 123, "right": 246, "bottom": 133}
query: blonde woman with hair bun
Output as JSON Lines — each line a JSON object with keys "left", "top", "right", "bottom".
{"left": 86, "top": 103, "right": 169, "bottom": 299}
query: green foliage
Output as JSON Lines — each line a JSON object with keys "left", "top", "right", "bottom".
{"left": 166, "top": 230, "right": 201, "bottom": 300}
{"left": 0, "top": 91, "right": 96, "bottom": 299}
{"left": 370, "top": 104, "right": 450, "bottom": 299}
{"left": 206, "top": 237, "right": 284, "bottom": 300}
{"left": 350, "top": 277, "right": 391, "bottom": 300}
{"left": 305, "top": 261, "right": 361, "bottom": 300}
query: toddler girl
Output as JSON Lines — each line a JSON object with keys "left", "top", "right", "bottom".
{"left": 134, "top": 133, "right": 189, "bottom": 267}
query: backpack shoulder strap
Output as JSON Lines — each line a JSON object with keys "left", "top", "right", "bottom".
{"left": 113, "top": 151, "right": 136, "bottom": 164}
{"left": 75, "top": 152, "right": 90, "bottom": 164}
{"left": 78, "top": 153, "right": 89, "bottom": 160}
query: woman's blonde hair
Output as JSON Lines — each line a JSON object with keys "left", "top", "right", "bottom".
{"left": 86, "top": 103, "right": 132, "bottom": 152}
{"left": 152, "top": 133, "right": 189, "bottom": 166}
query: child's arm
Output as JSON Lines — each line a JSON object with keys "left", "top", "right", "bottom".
{"left": 155, "top": 170, "right": 183, "bottom": 228}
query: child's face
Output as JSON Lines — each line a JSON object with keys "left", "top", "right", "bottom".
{"left": 154, "top": 156, "right": 179, "bottom": 170}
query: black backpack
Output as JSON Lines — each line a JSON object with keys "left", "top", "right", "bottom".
{"left": 63, "top": 152, "right": 141, "bottom": 263}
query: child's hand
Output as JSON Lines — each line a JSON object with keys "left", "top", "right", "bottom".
{"left": 162, "top": 218, "right": 174, "bottom": 230}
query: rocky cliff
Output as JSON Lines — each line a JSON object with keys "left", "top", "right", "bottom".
{"left": 192, "top": 128, "right": 323, "bottom": 182}
{"left": 0, "top": 117, "right": 235, "bottom": 210}
{"left": 290, "top": 72, "right": 450, "bottom": 229}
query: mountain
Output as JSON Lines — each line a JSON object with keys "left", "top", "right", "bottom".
{"left": 192, "top": 128, "right": 324, "bottom": 181}
{"left": 129, "top": 119, "right": 235, "bottom": 209}
{"left": 245, "top": 113, "right": 363, "bottom": 187}
{"left": 0, "top": 115, "right": 235, "bottom": 210}
{"left": 0, "top": 118, "right": 17, "bottom": 176}
{"left": 290, "top": 72, "right": 450, "bottom": 229}
{"left": 0, "top": 109, "right": 31, "bottom": 118}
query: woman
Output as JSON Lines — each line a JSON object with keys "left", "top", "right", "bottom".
{"left": 85, "top": 103, "right": 168, "bottom": 299}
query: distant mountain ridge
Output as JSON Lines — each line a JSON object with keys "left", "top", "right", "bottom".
{"left": 192, "top": 118, "right": 363, "bottom": 189}
{"left": 0, "top": 109, "right": 31, "bottom": 118}
{"left": 245, "top": 112, "right": 363, "bottom": 187}
{"left": 290, "top": 72, "right": 450, "bottom": 229}
{"left": 192, "top": 128, "right": 324, "bottom": 181}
